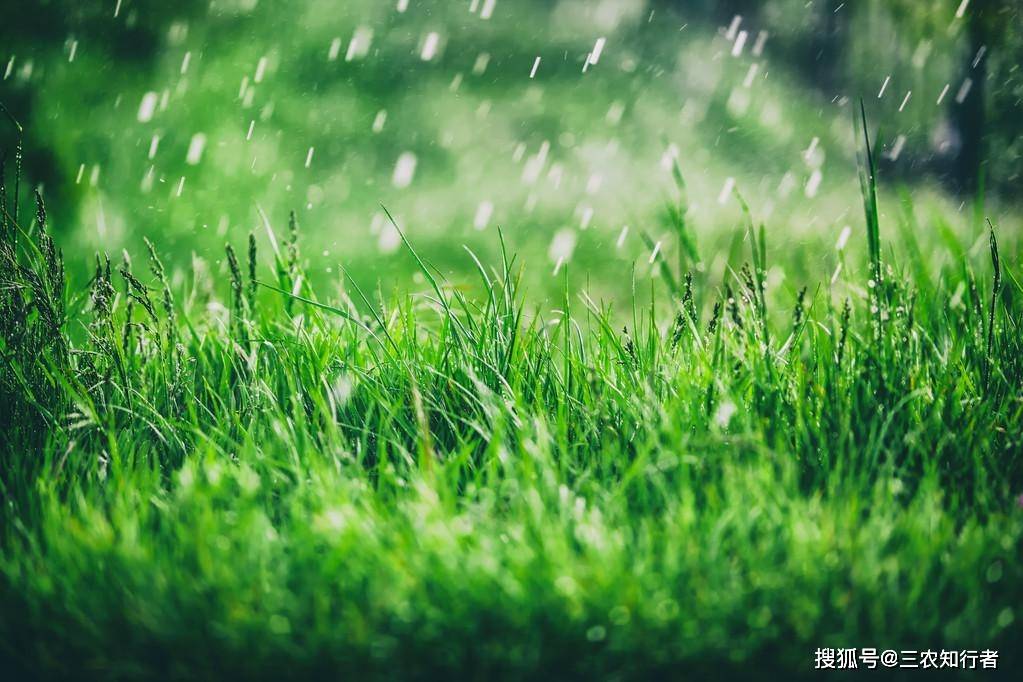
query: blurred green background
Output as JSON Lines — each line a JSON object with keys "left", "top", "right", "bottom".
{"left": 2, "top": 0, "right": 1020, "bottom": 302}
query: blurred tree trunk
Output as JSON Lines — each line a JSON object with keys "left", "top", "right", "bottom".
{"left": 655, "top": 1, "right": 761, "bottom": 26}
{"left": 811, "top": 0, "right": 848, "bottom": 94}
{"left": 951, "top": 6, "right": 988, "bottom": 196}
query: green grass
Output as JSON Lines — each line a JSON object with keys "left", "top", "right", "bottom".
{"left": 1, "top": 126, "right": 1022, "bottom": 679}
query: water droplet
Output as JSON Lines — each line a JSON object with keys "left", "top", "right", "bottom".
{"left": 392, "top": 152, "right": 417, "bottom": 188}
{"left": 137, "top": 92, "right": 159, "bottom": 122}
{"left": 186, "top": 133, "right": 207, "bottom": 165}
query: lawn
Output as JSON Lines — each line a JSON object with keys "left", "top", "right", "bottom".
{"left": 2, "top": 2, "right": 1023, "bottom": 679}
{"left": 2, "top": 121, "right": 1021, "bottom": 677}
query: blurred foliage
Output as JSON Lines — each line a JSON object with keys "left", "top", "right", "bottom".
{"left": 0, "top": 0, "right": 1020, "bottom": 302}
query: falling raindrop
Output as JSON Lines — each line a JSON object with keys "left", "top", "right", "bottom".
{"left": 549, "top": 229, "right": 576, "bottom": 271}
{"left": 137, "top": 92, "right": 158, "bottom": 122}
{"left": 731, "top": 31, "right": 748, "bottom": 57}
{"left": 186, "top": 133, "right": 207, "bottom": 165}
{"left": 393, "top": 152, "right": 417, "bottom": 188}
{"left": 805, "top": 170, "right": 822, "bottom": 198}
{"left": 420, "top": 32, "right": 441, "bottom": 61}
{"left": 254, "top": 56, "right": 268, "bottom": 83}
{"left": 898, "top": 91, "right": 911, "bottom": 112}
{"left": 835, "top": 226, "right": 852, "bottom": 251}
{"left": 955, "top": 78, "right": 973, "bottom": 103}
{"left": 718, "top": 177, "right": 735, "bottom": 204}
{"left": 328, "top": 37, "right": 342, "bottom": 61}
{"left": 474, "top": 201, "right": 494, "bottom": 230}
{"left": 616, "top": 226, "right": 629, "bottom": 248}
{"left": 347, "top": 27, "right": 373, "bottom": 62}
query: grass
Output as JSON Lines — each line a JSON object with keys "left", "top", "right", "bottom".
{"left": 1, "top": 118, "right": 1022, "bottom": 679}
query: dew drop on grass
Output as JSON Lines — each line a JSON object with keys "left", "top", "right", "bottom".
{"left": 480, "top": 0, "right": 496, "bottom": 21}
{"left": 372, "top": 110, "right": 387, "bottom": 133}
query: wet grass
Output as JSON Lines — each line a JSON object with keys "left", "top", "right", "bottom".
{"left": 1, "top": 126, "right": 1022, "bottom": 679}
